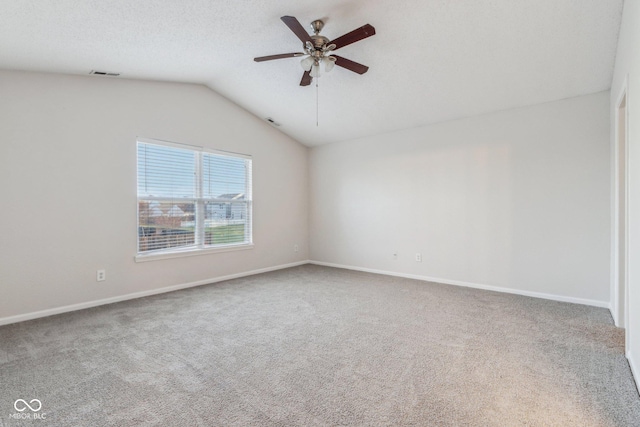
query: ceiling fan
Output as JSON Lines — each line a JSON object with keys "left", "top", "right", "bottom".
{"left": 254, "top": 16, "right": 376, "bottom": 86}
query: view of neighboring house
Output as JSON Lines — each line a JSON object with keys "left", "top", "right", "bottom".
{"left": 207, "top": 193, "right": 246, "bottom": 223}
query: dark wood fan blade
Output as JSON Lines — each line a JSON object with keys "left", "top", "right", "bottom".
{"left": 281, "top": 16, "right": 313, "bottom": 44}
{"left": 330, "top": 24, "right": 376, "bottom": 50}
{"left": 254, "top": 53, "right": 301, "bottom": 62}
{"left": 300, "top": 70, "right": 312, "bottom": 86}
{"left": 333, "top": 55, "right": 369, "bottom": 74}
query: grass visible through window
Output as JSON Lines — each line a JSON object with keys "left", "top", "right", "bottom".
{"left": 205, "top": 224, "right": 245, "bottom": 245}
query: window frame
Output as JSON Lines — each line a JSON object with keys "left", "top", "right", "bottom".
{"left": 135, "top": 137, "right": 253, "bottom": 263}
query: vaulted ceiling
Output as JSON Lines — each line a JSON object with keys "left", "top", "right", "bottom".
{"left": 0, "top": 0, "right": 624, "bottom": 146}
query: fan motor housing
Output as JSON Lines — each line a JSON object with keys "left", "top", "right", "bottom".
{"left": 310, "top": 35, "right": 329, "bottom": 50}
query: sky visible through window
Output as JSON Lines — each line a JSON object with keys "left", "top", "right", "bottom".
{"left": 137, "top": 143, "right": 246, "bottom": 199}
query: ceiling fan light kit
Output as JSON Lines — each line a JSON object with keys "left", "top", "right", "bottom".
{"left": 300, "top": 55, "right": 315, "bottom": 71}
{"left": 254, "top": 16, "right": 376, "bottom": 86}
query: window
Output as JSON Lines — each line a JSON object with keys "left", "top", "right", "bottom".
{"left": 136, "top": 138, "right": 252, "bottom": 259}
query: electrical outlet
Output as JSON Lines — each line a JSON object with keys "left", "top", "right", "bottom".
{"left": 294, "top": 244, "right": 299, "bottom": 252}
{"left": 415, "top": 253, "right": 422, "bottom": 262}
{"left": 97, "top": 270, "right": 106, "bottom": 282}
{"left": 392, "top": 252, "right": 398, "bottom": 261}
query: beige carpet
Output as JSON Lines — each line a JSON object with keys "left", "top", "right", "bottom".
{"left": 0, "top": 265, "right": 638, "bottom": 426}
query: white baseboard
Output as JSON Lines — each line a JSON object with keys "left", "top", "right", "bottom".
{"left": 610, "top": 307, "right": 618, "bottom": 326}
{"left": 309, "top": 261, "right": 610, "bottom": 309}
{"left": 0, "top": 260, "right": 310, "bottom": 326}
{"left": 1, "top": 259, "right": 611, "bottom": 326}
{"left": 627, "top": 351, "right": 640, "bottom": 394}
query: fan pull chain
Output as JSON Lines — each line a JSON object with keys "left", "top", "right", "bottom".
{"left": 316, "top": 77, "right": 319, "bottom": 127}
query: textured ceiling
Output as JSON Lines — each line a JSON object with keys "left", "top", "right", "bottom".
{"left": 0, "top": 0, "right": 624, "bottom": 146}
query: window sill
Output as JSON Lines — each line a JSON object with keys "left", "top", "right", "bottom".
{"left": 134, "top": 243, "right": 254, "bottom": 263}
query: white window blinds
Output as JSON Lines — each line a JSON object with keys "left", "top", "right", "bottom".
{"left": 137, "top": 139, "right": 252, "bottom": 255}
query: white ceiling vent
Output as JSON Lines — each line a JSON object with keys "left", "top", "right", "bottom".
{"left": 265, "top": 117, "right": 281, "bottom": 127}
{"left": 89, "top": 70, "right": 120, "bottom": 77}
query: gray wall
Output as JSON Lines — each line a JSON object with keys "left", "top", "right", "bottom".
{"left": 0, "top": 70, "right": 309, "bottom": 321}
{"left": 310, "top": 92, "right": 611, "bottom": 305}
